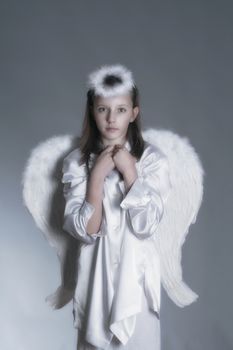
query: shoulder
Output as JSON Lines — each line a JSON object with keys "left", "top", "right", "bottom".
{"left": 62, "top": 147, "right": 86, "bottom": 176}
{"left": 63, "top": 147, "right": 82, "bottom": 163}
{"left": 141, "top": 140, "right": 168, "bottom": 165}
{"left": 137, "top": 141, "right": 170, "bottom": 178}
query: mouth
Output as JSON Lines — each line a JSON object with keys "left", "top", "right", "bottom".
{"left": 106, "top": 127, "right": 119, "bottom": 132}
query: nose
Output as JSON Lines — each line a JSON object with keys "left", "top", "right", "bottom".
{"left": 107, "top": 110, "right": 116, "bottom": 122}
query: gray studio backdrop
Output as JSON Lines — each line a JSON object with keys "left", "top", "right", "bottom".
{"left": 1, "top": 1, "right": 232, "bottom": 349}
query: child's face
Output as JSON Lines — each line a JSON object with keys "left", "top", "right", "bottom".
{"left": 92, "top": 93, "right": 139, "bottom": 146}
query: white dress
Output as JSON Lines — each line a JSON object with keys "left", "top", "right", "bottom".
{"left": 61, "top": 140, "right": 172, "bottom": 350}
{"left": 76, "top": 289, "right": 161, "bottom": 350}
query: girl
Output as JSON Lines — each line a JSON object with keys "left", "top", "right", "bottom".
{"left": 61, "top": 64, "right": 172, "bottom": 349}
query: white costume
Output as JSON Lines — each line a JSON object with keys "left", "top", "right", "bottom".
{"left": 62, "top": 139, "right": 171, "bottom": 348}
{"left": 21, "top": 64, "right": 204, "bottom": 349}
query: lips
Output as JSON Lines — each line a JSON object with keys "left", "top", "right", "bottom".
{"left": 106, "top": 127, "right": 118, "bottom": 131}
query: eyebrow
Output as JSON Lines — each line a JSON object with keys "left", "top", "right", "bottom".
{"left": 96, "top": 104, "right": 129, "bottom": 107}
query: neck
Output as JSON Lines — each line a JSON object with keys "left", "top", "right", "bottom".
{"left": 100, "top": 137, "right": 127, "bottom": 148}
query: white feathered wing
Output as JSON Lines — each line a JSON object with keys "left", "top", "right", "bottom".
{"left": 142, "top": 128, "right": 204, "bottom": 307}
{"left": 21, "top": 128, "right": 204, "bottom": 309}
{"left": 21, "top": 134, "right": 81, "bottom": 309}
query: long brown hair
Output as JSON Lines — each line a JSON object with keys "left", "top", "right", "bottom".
{"left": 77, "top": 79, "right": 146, "bottom": 176}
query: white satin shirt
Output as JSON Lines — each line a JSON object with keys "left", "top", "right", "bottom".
{"left": 62, "top": 140, "right": 172, "bottom": 349}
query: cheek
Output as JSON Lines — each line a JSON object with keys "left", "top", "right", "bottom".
{"left": 122, "top": 117, "right": 132, "bottom": 129}
{"left": 94, "top": 116, "right": 104, "bottom": 129}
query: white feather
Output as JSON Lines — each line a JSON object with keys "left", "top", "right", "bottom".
{"left": 87, "top": 63, "right": 135, "bottom": 97}
{"left": 143, "top": 128, "right": 204, "bottom": 306}
{"left": 21, "top": 134, "right": 80, "bottom": 309}
{"left": 21, "top": 128, "right": 204, "bottom": 309}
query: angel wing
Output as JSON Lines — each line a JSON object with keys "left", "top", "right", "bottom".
{"left": 21, "top": 134, "right": 81, "bottom": 309}
{"left": 142, "top": 128, "right": 205, "bottom": 307}
{"left": 22, "top": 128, "right": 204, "bottom": 310}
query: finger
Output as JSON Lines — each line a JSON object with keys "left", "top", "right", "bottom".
{"left": 112, "top": 146, "right": 120, "bottom": 156}
{"left": 102, "top": 145, "right": 115, "bottom": 153}
{"left": 104, "top": 145, "right": 115, "bottom": 150}
{"left": 114, "top": 147, "right": 125, "bottom": 154}
{"left": 108, "top": 148, "right": 116, "bottom": 157}
{"left": 113, "top": 144, "right": 122, "bottom": 152}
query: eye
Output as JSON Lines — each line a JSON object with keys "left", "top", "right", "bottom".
{"left": 118, "top": 108, "right": 126, "bottom": 113}
{"left": 97, "top": 107, "right": 106, "bottom": 113}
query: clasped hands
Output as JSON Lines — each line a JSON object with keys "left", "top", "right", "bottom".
{"left": 91, "top": 143, "right": 138, "bottom": 192}
{"left": 109, "top": 143, "right": 137, "bottom": 179}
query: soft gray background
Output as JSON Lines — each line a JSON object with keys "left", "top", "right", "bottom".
{"left": 1, "top": 0, "right": 232, "bottom": 349}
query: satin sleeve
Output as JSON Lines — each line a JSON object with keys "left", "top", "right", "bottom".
{"left": 120, "top": 151, "right": 172, "bottom": 240}
{"left": 61, "top": 154, "right": 103, "bottom": 244}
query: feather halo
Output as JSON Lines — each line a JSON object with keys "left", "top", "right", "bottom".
{"left": 86, "top": 63, "right": 135, "bottom": 97}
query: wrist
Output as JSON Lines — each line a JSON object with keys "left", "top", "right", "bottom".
{"left": 89, "top": 170, "right": 105, "bottom": 186}
{"left": 123, "top": 168, "right": 138, "bottom": 189}
{"left": 122, "top": 165, "right": 137, "bottom": 180}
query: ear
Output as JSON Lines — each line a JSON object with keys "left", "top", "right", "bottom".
{"left": 131, "top": 106, "right": 139, "bottom": 122}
